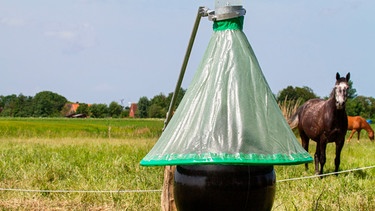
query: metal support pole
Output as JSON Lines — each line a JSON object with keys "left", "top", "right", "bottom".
{"left": 163, "top": 6, "right": 205, "bottom": 130}
{"left": 161, "top": 7, "right": 205, "bottom": 211}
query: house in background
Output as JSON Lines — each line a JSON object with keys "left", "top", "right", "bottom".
{"left": 129, "top": 103, "right": 137, "bottom": 118}
{"left": 64, "top": 103, "right": 79, "bottom": 117}
{"left": 64, "top": 103, "right": 89, "bottom": 118}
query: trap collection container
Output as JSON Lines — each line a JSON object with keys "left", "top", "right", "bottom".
{"left": 141, "top": 2, "right": 312, "bottom": 210}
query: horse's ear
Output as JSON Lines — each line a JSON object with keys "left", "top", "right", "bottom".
{"left": 336, "top": 72, "right": 340, "bottom": 80}
{"left": 346, "top": 72, "right": 350, "bottom": 81}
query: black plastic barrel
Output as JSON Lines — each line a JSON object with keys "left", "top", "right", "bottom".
{"left": 174, "top": 165, "right": 276, "bottom": 211}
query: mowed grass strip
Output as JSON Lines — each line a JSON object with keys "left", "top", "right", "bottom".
{"left": 0, "top": 118, "right": 164, "bottom": 139}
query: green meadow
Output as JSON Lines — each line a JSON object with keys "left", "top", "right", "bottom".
{"left": 0, "top": 118, "right": 374, "bottom": 210}
{"left": 0, "top": 118, "right": 164, "bottom": 139}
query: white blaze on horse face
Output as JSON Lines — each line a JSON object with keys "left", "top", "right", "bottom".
{"left": 335, "top": 82, "right": 349, "bottom": 109}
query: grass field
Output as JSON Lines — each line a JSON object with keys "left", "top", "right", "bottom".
{"left": 0, "top": 118, "right": 164, "bottom": 139}
{"left": 0, "top": 118, "right": 374, "bottom": 210}
{"left": 274, "top": 139, "right": 375, "bottom": 210}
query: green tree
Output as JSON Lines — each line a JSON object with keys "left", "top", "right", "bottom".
{"left": 137, "top": 96, "right": 150, "bottom": 118}
{"left": 148, "top": 104, "right": 165, "bottom": 118}
{"left": 120, "top": 107, "right": 130, "bottom": 118}
{"left": 151, "top": 93, "right": 168, "bottom": 108}
{"left": 0, "top": 95, "right": 4, "bottom": 109}
{"left": 276, "top": 86, "right": 317, "bottom": 104}
{"left": 108, "top": 101, "right": 123, "bottom": 118}
{"left": 0, "top": 94, "right": 18, "bottom": 117}
{"left": 148, "top": 93, "right": 168, "bottom": 118}
{"left": 90, "top": 103, "right": 109, "bottom": 118}
{"left": 14, "top": 94, "right": 33, "bottom": 117}
{"left": 76, "top": 103, "right": 90, "bottom": 116}
{"left": 346, "top": 99, "right": 363, "bottom": 117}
{"left": 0, "top": 94, "right": 33, "bottom": 117}
{"left": 166, "top": 88, "right": 186, "bottom": 110}
{"left": 346, "top": 96, "right": 375, "bottom": 119}
{"left": 347, "top": 80, "right": 357, "bottom": 99}
{"left": 32, "top": 91, "right": 67, "bottom": 117}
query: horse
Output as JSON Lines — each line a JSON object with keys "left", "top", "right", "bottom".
{"left": 289, "top": 72, "right": 350, "bottom": 175}
{"left": 347, "top": 116, "right": 374, "bottom": 142}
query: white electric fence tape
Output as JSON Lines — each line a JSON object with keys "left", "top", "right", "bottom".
{"left": 0, "top": 165, "right": 374, "bottom": 193}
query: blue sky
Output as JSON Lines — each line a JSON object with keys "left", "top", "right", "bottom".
{"left": 1, "top": 1, "right": 374, "bottom": 106}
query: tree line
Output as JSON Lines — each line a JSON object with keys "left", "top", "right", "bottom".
{"left": 0, "top": 89, "right": 186, "bottom": 118}
{"left": 1, "top": 81, "right": 374, "bottom": 119}
{"left": 0, "top": 91, "right": 127, "bottom": 118}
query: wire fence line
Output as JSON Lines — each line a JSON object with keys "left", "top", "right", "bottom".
{"left": 0, "top": 188, "right": 162, "bottom": 193}
{"left": 0, "top": 165, "right": 374, "bottom": 194}
{"left": 277, "top": 165, "right": 375, "bottom": 182}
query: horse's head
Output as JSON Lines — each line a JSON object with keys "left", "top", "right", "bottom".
{"left": 369, "top": 133, "right": 374, "bottom": 141}
{"left": 334, "top": 72, "right": 350, "bottom": 109}
{"left": 369, "top": 130, "right": 374, "bottom": 141}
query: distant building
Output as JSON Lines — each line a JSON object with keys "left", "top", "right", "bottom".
{"left": 64, "top": 102, "right": 90, "bottom": 118}
{"left": 64, "top": 103, "right": 80, "bottom": 117}
{"left": 129, "top": 103, "right": 138, "bottom": 118}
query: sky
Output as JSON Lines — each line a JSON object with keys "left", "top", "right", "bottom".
{"left": 1, "top": 1, "right": 374, "bottom": 106}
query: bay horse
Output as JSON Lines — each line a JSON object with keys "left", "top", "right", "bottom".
{"left": 289, "top": 72, "right": 350, "bottom": 175}
{"left": 347, "top": 116, "right": 374, "bottom": 142}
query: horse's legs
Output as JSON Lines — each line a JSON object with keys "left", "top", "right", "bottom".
{"left": 347, "top": 130, "right": 355, "bottom": 142}
{"left": 300, "top": 131, "right": 310, "bottom": 171}
{"left": 314, "top": 152, "right": 319, "bottom": 175}
{"left": 318, "top": 142, "right": 327, "bottom": 175}
{"left": 357, "top": 129, "right": 361, "bottom": 142}
{"left": 334, "top": 139, "right": 345, "bottom": 174}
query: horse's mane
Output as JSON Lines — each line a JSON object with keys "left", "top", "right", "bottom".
{"left": 329, "top": 88, "right": 335, "bottom": 99}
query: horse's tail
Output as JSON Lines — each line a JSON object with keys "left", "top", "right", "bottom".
{"left": 288, "top": 113, "right": 299, "bottom": 129}
{"left": 288, "top": 106, "right": 303, "bottom": 130}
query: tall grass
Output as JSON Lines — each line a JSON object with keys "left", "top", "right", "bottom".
{"left": 0, "top": 118, "right": 165, "bottom": 210}
{"left": 278, "top": 97, "right": 302, "bottom": 122}
{"left": 274, "top": 139, "right": 375, "bottom": 210}
{"left": 0, "top": 118, "right": 374, "bottom": 210}
{"left": 0, "top": 138, "right": 163, "bottom": 210}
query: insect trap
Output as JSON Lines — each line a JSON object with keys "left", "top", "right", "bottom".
{"left": 141, "top": 1, "right": 312, "bottom": 210}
